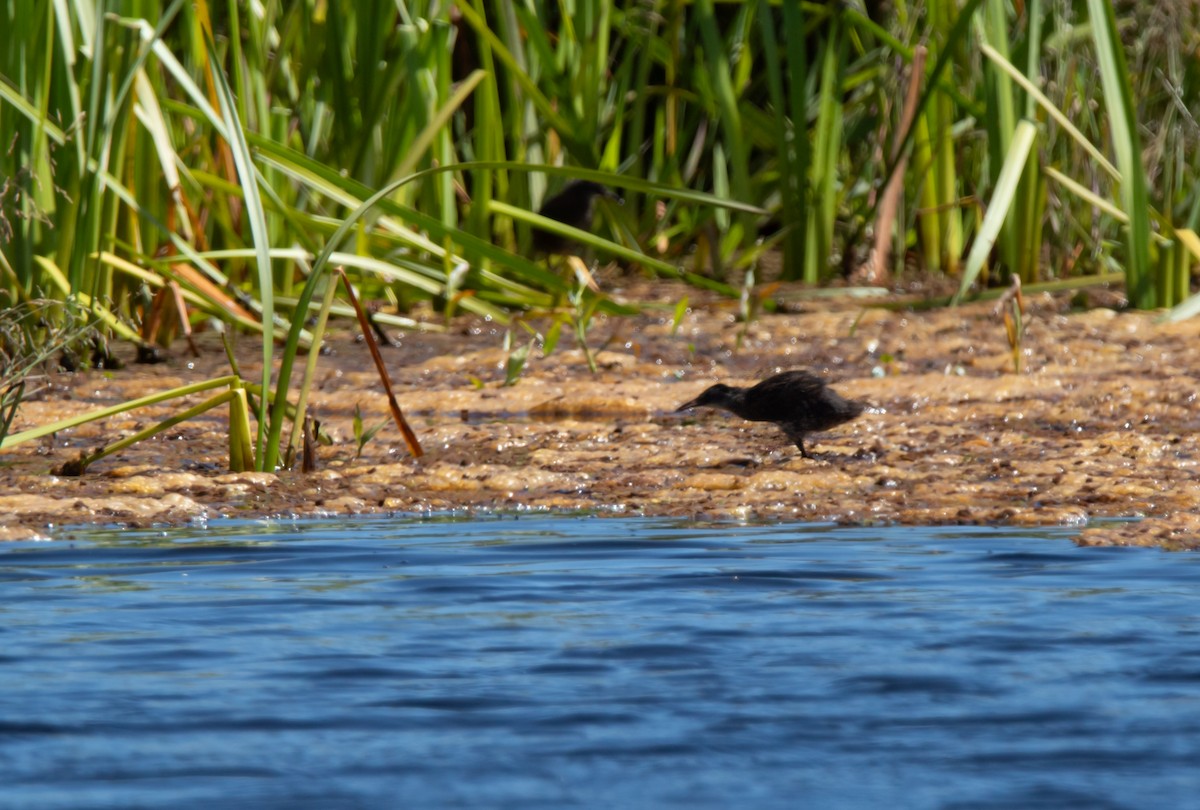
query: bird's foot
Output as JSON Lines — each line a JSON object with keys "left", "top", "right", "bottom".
{"left": 713, "top": 456, "right": 760, "bottom": 468}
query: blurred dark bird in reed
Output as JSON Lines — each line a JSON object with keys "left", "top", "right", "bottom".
{"left": 530, "top": 180, "right": 615, "bottom": 255}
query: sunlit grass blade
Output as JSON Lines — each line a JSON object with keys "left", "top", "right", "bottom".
{"left": 262, "top": 163, "right": 446, "bottom": 470}
{"left": 0, "top": 381, "right": 24, "bottom": 446}
{"left": 757, "top": 0, "right": 807, "bottom": 282}
{"left": 206, "top": 31, "right": 275, "bottom": 469}
{"left": 56, "top": 389, "right": 238, "bottom": 476}
{"left": 883, "top": 0, "right": 984, "bottom": 276}
{"left": 96, "top": 252, "right": 261, "bottom": 328}
{"left": 808, "top": 16, "right": 846, "bottom": 283}
{"left": 1163, "top": 230, "right": 1200, "bottom": 322}
{"left": 453, "top": 1, "right": 586, "bottom": 158}
{"left": 695, "top": 0, "right": 752, "bottom": 252}
{"left": 952, "top": 120, "right": 1039, "bottom": 304}
{"left": 980, "top": 0, "right": 1044, "bottom": 283}
{"left": 227, "top": 385, "right": 255, "bottom": 473}
{"left": 979, "top": 43, "right": 1118, "bottom": 181}
{"left": 1085, "top": 0, "right": 1154, "bottom": 308}
{"left": 392, "top": 68, "right": 486, "bottom": 182}
{"left": 274, "top": 297, "right": 442, "bottom": 334}
{"left": 0, "top": 375, "right": 240, "bottom": 450}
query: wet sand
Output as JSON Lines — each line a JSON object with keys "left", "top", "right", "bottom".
{"left": 2, "top": 287, "right": 1197, "bottom": 548}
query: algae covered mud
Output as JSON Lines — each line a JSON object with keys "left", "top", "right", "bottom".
{"left": 1, "top": 289, "right": 1197, "bottom": 548}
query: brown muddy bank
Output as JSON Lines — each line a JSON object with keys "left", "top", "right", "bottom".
{"left": 1, "top": 289, "right": 1197, "bottom": 548}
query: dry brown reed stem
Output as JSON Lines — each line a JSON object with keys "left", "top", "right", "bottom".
{"left": 334, "top": 267, "right": 424, "bottom": 458}
{"left": 870, "top": 45, "right": 928, "bottom": 284}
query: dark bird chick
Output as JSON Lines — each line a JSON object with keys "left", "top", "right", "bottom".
{"left": 530, "top": 180, "right": 615, "bottom": 255}
{"left": 676, "top": 370, "right": 865, "bottom": 458}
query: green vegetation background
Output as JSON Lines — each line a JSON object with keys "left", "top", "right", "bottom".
{"left": 1, "top": 0, "right": 1198, "bottom": 470}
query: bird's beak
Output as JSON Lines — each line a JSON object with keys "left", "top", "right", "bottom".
{"left": 675, "top": 395, "right": 702, "bottom": 413}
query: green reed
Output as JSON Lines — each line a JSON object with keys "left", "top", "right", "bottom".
{"left": 1, "top": 0, "right": 1198, "bottom": 471}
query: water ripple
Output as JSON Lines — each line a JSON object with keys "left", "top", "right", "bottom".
{"left": 3, "top": 516, "right": 1200, "bottom": 808}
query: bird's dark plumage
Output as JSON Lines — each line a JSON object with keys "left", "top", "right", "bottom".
{"left": 675, "top": 371, "right": 864, "bottom": 458}
{"left": 530, "top": 180, "right": 614, "bottom": 255}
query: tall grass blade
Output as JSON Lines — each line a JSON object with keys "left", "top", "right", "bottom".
{"left": 757, "top": 0, "right": 807, "bottom": 282}
{"left": 57, "top": 390, "right": 237, "bottom": 476}
{"left": 808, "top": 15, "right": 846, "bottom": 283}
{"left": 1164, "top": 230, "right": 1200, "bottom": 322}
{"left": 0, "top": 375, "right": 241, "bottom": 450}
{"left": 952, "top": 120, "right": 1038, "bottom": 304}
{"left": 1085, "top": 0, "right": 1154, "bottom": 308}
{"left": 695, "top": 0, "right": 752, "bottom": 253}
{"left": 206, "top": 31, "right": 275, "bottom": 469}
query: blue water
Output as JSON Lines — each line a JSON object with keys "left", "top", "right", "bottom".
{"left": 2, "top": 517, "right": 1199, "bottom": 809}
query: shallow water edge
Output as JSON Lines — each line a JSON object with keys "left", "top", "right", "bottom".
{"left": 4, "top": 516, "right": 1200, "bottom": 808}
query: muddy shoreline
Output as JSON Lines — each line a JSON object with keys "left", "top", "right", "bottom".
{"left": 2, "top": 289, "right": 1197, "bottom": 548}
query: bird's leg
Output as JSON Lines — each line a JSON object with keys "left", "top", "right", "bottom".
{"left": 785, "top": 427, "right": 811, "bottom": 459}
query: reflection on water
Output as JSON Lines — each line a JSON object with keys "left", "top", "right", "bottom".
{"left": 3, "top": 517, "right": 1200, "bottom": 808}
